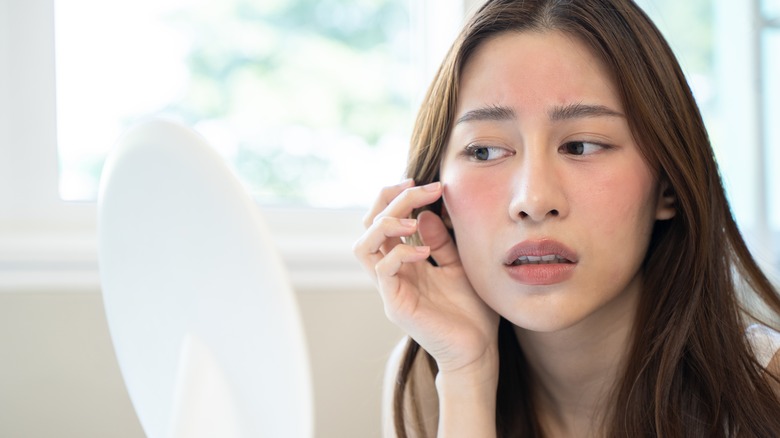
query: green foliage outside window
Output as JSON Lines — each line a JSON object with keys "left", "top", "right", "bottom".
{"left": 159, "top": 0, "right": 413, "bottom": 204}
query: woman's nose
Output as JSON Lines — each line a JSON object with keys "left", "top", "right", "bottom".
{"left": 508, "top": 153, "right": 568, "bottom": 223}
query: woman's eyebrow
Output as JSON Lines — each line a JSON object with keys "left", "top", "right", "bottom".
{"left": 455, "top": 105, "right": 516, "bottom": 125}
{"left": 549, "top": 103, "right": 624, "bottom": 121}
{"left": 455, "top": 103, "right": 623, "bottom": 125}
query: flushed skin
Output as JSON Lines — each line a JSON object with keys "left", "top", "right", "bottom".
{"left": 441, "top": 31, "right": 673, "bottom": 335}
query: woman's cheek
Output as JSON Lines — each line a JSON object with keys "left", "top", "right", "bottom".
{"left": 442, "top": 168, "right": 506, "bottom": 230}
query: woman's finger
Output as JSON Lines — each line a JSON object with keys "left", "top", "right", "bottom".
{"left": 372, "top": 181, "right": 443, "bottom": 226}
{"left": 375, "top": 243, "right": 431, "bottom": 281}
{"left": 374, "top": 244, "right": 431, "bottom": 308}
{"left": 353, "top": 216, "right": 419, "bottom": 274}
{"left": 363, "top": 181, "right": 443, "bottom": 230}
{"left": 362, "top": 179, "right": 415, "bottom": 228}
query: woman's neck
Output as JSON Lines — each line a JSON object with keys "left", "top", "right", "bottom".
{"left": 513, "top": 279, "right": 641, "bottom": 437}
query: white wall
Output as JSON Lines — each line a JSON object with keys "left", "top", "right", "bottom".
{"left": 0, "top": 285, "right": 403, "bottom": 438}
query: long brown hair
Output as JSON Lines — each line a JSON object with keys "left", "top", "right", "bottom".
{"left": 394, "top": 0, "right": 780, "bottom": 436}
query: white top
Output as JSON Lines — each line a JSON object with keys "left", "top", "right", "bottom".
{"left": 746, "top": 323, "right": 780, "bottom": 368}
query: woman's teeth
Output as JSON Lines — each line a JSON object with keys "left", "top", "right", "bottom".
{"left": 511, "top": 255, "right": 569, "bottom": 265}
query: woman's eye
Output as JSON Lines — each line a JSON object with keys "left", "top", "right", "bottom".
{"left": 560, "top": 141, "right": 603, "bottom": 156}
{"left": 465, "top": 145, "right": 511, "bottom": 161}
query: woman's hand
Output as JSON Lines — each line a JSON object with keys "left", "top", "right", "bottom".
{"left": 353, "top": 179, "right": 500, "bottom": 375}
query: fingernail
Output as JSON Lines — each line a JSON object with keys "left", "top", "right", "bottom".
{"left": 415, "top": 246, "right": 430, "bottom": 253}
{"left": 422, "top": 181, "right": 441, "bottom": 191}
{"left": 400, "top": 178, "right": 415, "bottom": 187}
{"left": 400, "top": 218, "right": 417, "bottom": 227}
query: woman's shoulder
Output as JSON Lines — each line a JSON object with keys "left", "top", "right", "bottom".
{"left": 745, "top": 323, "right": 780, "bottom": 369}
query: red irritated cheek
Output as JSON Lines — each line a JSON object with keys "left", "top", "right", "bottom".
{"left": 441, "top": 169, "right": 507, "bottom": 228}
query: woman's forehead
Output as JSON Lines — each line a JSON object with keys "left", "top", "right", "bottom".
{"left": 455, "top": 30, "right": 622, "bottom": 119}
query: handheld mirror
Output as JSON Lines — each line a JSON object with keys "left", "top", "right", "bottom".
{"left": 97, "top": 119, "right": 313, "bottom": 438}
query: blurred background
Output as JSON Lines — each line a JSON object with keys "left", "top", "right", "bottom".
{"left": 0, "top": 0, "right": 778, "bottom": 436}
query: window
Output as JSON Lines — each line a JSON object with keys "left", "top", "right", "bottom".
{"left": 763, "top": 1, "right": 780, "bottom": 267}
{"left": 55, "top": 0, "right": 416, "bottom": 207}
{"left": 636, "top": 0, "right": 780, "bottom": 271}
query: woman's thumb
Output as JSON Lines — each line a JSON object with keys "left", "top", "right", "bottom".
{"left": 417, "top": 210, "right": 459, "bottom": 267}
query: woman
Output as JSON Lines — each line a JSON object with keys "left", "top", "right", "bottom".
{"left": 353, "top": 0, "right": 780, "bottom": 436}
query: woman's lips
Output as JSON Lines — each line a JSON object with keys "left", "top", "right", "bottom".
{"left": 503, "top": 239, "right": 578, "bottom": 285}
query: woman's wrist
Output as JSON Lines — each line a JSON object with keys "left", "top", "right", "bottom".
{"left": 435, "top": 351, "right": 499, "bottom": 437}
{"left": 435, "top": 353, "right": 499, "bottom": 395}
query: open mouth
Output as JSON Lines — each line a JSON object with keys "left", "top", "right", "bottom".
{"left": 503, "top": 239, "right": 579, "bottom": 268}
{"left": 509, "top": 255, "right": 573, "bottom": 266}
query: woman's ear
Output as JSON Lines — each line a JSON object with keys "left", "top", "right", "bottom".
{"left": 655, "top": 179, "right": 677, "bottom": 220}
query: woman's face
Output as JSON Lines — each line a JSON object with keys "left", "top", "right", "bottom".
{"left": 439, "top": 31, "right": 674, "bottom": 332}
